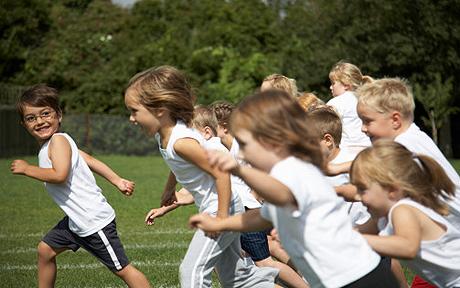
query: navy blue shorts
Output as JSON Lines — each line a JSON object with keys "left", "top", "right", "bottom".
{"left": 42, "top": 216, "right": 129, "bottom": 272}
{"left": 240, "top": 230, "right": 271, "bottom": 261}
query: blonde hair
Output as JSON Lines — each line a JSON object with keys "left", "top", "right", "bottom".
{"left": 262, "top": 74, "right": 298, "bottom": 97}
{"left": 126, "top": 65, "right": 195, "bottom": 125}
{"left": 308, "top": 106, "right": 342, "bottom": 145}
{"left": 191, "top": 105, "right": 218, "bottom": 136}
{"left": 210, "top": 100, "right": 234, "bottom": 129}
{"left": 297, "top": 92, "right": 324, "bottom": 112}
{"left": 329, "top": 61, "right": 373, "bottom": 91}
{"left": 350, "top": 140, "right": 455, "bottom": 215}
{"left": 356, "top": 77, "right": 415, "bottom": 121}
{"left": 230, "top": 90, "right": 324, "bottom": 170}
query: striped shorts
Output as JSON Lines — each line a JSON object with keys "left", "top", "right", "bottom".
{"left": 42, "top": 216, "right": 129, "bottom": 272}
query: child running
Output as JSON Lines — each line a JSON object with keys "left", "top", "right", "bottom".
{"left": 10, "top": 84, "right": 150, "bottom": 288}
{"left": 327, "top": 61, "right": 372, "bottom": 155}
{"left": 124, "top": 65, "right": 278, "bottom": 288}
{"left": 190, "top": 89, "right": 399, "bottom": 288}
{"left": 350, "top": 140, "right": 460, "bottom": 287}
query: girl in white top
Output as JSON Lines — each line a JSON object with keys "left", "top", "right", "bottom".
{"left": 190, "top": 90, "right": 399, "bottom": 288}
{"left": 11, "top": 84, "right": 150, "bottom": 288}
{"left": 327, "top": 61, "right": 372, "bottom": 155}
{"left": 350, "top": 140, "right": 460, "bottom": 287}
{"left": 124, "top": 66, "right": 278, "bottom": 288}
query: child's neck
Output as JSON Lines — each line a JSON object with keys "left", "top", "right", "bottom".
{"left": 221, "top": 134, "right": 233, "bottom": 150}
{"left": 158, "top": 119, "right": 177, "bottom": 149}
{"left": 327, "top": 147, "right": 340, "bottom": 163}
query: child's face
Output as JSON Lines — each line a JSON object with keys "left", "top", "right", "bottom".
{"left": 234, "top": 129, "right": 282, "bottom": 172}
{"left": 356, "top": 181, "right": 393, "bottom": 218}
{"left": 329, "top": 80, "right": 347, "bottom": 97}
{"left": 21, "top": 105, "right": 61, "bottom": 145}
{"left": 125, "top": 90, "right": 161, "bottom": 136}
{"left": 357, "top": 102, "right": 396, "bottom": 142}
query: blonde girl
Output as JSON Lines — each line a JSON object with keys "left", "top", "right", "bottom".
{"left": 190, "top": 90, "right": 399, "bottom": 288}
{"left": 327, "top": 61, "right": 373, "bottom": 155}
{"left": 124, "top": 66, "right": 278, "bottom": 288}
{"left": 350, "top": 140, "right": 460, "bottom": 287}
{"left": 261, "top": 74, "right": 298, "bottom": 97}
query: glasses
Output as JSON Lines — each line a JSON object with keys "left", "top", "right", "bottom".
{"left": 23, "top": 110, "right": 56, "bottom": 124}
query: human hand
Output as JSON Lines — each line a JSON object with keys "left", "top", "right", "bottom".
{"left": 145, "top": 207, "right": 167, "bottom": 225}
{"left": 207, "top": 150, "right": 240, "bottom": 175}
{"left": 269, "top": 228, "right": 281, "bottom": 243}
{"left": 174, "top": 189, "right": 195, "bottom": 206}
{"left": 335, "top": 184, "right": 361, "bottom": 201}
{"left": 117, "top": 178, "right": 135, "bottom": 196}
{"left": 189, "top": 213, "right": 222, "bottom": 232}
{"left": 10, "top": 160, "right": 29, "bottom": 175}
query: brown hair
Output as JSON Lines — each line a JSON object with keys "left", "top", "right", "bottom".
{"left": 262, "top": 74, "right": 298, "bottom": 97}
{"left": 308, "top": 106, "right": 342, "bottom": 145}
{"left": 17, "top": 84, "right": 62, "bottom": 120}
{"left": 329, "top": 61, "right": 373, "bottom": 91}
{"left": 356, "top": 77, "right": 415, "bottom": 121}
{"left": 230, "top": 90, "right": 324, "bottom": 170}
{"left": 191, "top": 105, "right": 218, "bottom": 136}
{"left": 125, "top": 65, "right": 195, "bottom": 125}
{"left": 350, "top": 139, "right": 455, "bottom": 215}
{"left": 297, "top": 92, "right": 324, "bottom": 112}
{"left": 210, "top": 100, "right": 234, "bottom": 129}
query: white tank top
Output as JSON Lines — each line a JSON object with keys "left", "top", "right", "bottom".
{"left": 38, "top": 133, "right": 115, "bottom": 237}
{"left": 379, "top": 198, "right": 460, "bottom": 287}
{"left": 156, "top": 122, "right": 238, "bottom": 213}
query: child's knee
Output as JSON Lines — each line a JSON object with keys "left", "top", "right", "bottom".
{"left": 37, "top": 241, "right": 56, "bottom": 261}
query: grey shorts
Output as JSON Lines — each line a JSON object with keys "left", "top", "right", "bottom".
{"left": 42, "top": 216, "right": 129, "bottom": 272}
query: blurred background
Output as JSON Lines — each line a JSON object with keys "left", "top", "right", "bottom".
{"left": 1, "top": 0, "right": 459, "bottom": 157}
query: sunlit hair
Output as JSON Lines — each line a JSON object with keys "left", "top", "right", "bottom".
{"left": 262, "top": 74, "right": 298, "bottom": 97}
{"left": 191, "top": 105, "right": 218, "bottom": 136}
{"left": 210, "top": 100, "right": 234, "bottom": 129}
{"left": 308, "top": 106, "right": 342, "bottom": 145}
{"left": 230, "top": 90, "right": 324, "bottom": 170}
{"left": 18, "top": 84, "right": 62, "bottom": 120}
{"left": 297, "top": 92, "right": 324, "bottom": 112}
{"left": 329, "top": 61, "right": 373, "bottom": 91}
{"left": 350, "top": 140, "right": 455, "bottom": 215}
{"left": 356, "top": 77, "right": 415, "bottom": 121}
{"left": 125, "top": 65, "right": 195, "bottom": 125}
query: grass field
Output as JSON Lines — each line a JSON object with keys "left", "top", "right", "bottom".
{"left": 1, "top": 155, "right": 459, "bottom": 287}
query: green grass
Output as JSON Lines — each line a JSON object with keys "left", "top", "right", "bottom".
{"left": 1, "top": 155, "right": 459, "bottom": 287}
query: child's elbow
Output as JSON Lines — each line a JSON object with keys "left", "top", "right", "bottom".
{"left": 399, "top": 246, "right": 419, "bottom": 260}
{"left": 50, "top": 173, "right": 68, "bottom": 184}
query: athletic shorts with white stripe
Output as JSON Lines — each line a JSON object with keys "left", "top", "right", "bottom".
{"left": 42, "top": 216, "right": 129, "bottom": 272}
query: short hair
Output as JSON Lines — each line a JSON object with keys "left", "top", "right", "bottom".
{"left": 297, "top": 92, "right": 325, "bottom": 112}
{"left": 329, "top": 61, "right": 373, "bottom": 91}
{"left": 210, "top": 100, "right": 234, "bottom": 128}
{"left": 356, "top": 77, "right": 415, "bottom": 121}
{"left": 191, "top": 105, "right": 218, "bottom": 136}
{"left": 17, "top": 84, "right": 62, "bottom": 120}
{"left": 308, "top": 106, "right": 342, "bottom": 145}
{"left": 262, "top": 74, "right": 298, "bottom": 97}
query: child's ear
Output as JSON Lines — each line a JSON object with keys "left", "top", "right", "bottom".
{"left": 323, "top": 134, "right": 335, "bottom": 148}
{"left": 390, "top": 111, "right": 403, "bottom": 130}
{"left": 387, "top": 185, "right": 402, "bottom": 200}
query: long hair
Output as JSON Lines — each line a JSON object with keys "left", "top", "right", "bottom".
{"left": 125, "top": 65, "right": 195, "bottom": 125}
{"left": 230, "top": 90, "right": 324, "bottom": 170}
{"left": 350, "top": 139, "right": 455, "bottom": 215}
{"left": 329, "top": 61, "right": 373, "bottom": 91}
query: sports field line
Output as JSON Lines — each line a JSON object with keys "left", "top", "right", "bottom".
{"left": 1, "top": 242, "right": 190, "bottom": 255}
{"left": 0, "top": 259, "right": 180, "bottom": 271}
{"left": 0, "top": 229, "right": 193, "bottom": 239}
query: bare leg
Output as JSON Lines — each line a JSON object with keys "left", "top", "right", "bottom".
{"left": 256, "top": 257, "right": 309, "bottom": 288}
{"left": 37, "top": 241, "right": 67, "bottom": 288}
{"left": 391, "top": 259, "right": 409, "bottom": 288}
{"left": 114, "top": 264, "right": 151, "bottom": 288}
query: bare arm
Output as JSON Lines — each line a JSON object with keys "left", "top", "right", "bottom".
{"left": 79, "top": 150, "right": 134, "bottom": 196}
{"left": 160, "top": 171, "right": 178, "bottom": 206}
{"left": 335, "top": 184, "right": 361, "bottom": 201}
{"left": 326, "top": 161, "right": 351, "bottom": 176}
{"left": 363, "top": 205, "right": 421, "bottom": 259}
{"left": 189, "top": 209, "right": 273, "bottom": 233}
{"left": 175, "top": 139, "right": 231, "bottom": 219}
{"left": 11, "top": 135, "right": 71, "bottom": 184}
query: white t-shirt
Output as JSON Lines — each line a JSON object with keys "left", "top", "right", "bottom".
{"left": 229, "top": 138, "right": 262, "bottom": 209}
{"left": 39, "top": 133, "right": 115, "bottom": 237}
{"left": 260, "top": 156, "right": 380, "bottom": 288}
{"left": 379, "top": 198, "right": 460, "bottom": 287}
{"left": 326, "top": 149, "right": 370, "bottom": 227}
{"left": 395, "top": 123, "right": 460, "bottom": 231}
{"left": 156, "top": 121, "right": 239, "bottom": 213}
{"left": 327, "top": 91, "right": 371, "bottom": 152}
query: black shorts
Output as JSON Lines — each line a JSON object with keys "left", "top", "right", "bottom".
{"left": 42, "top": 216, "right": 129, "bottom": 272}
{"left": 240, "top": 230, "right": 271, "bottom": 261}
{"left": 341, "top": 257, "right": 398, "bottom": 288}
